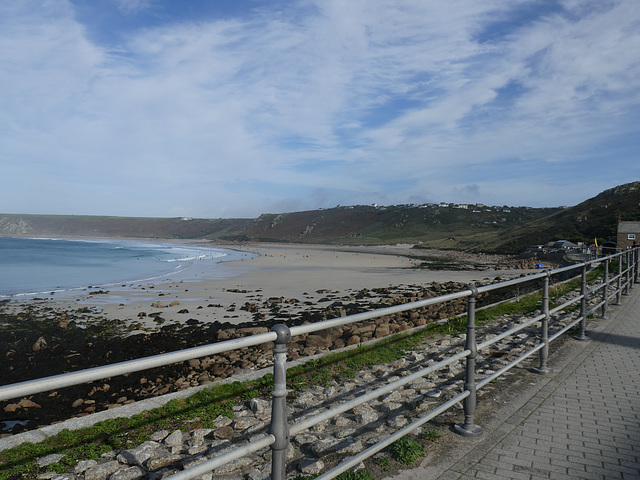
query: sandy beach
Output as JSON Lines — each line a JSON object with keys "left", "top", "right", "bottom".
{"left": 4, "top": 242, "right": 537, "bottom": 331}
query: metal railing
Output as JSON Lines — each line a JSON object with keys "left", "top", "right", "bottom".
{"left": 1, "top": 248, "right": 638, "bottom": 480}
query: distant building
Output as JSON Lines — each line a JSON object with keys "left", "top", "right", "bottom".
{"left": 617, "top": 221, "right": 640, "bottom": 249}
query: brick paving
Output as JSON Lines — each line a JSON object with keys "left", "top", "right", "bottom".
{"left": 432, "top": 284, "right": 640, "bottom": 479}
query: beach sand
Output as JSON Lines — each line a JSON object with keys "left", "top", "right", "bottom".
{"left": 5, "top": 243, "right": 535, "bottom": 330}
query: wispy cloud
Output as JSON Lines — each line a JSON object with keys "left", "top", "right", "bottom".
{"left": 1, "top": 0, "right": 639, "bottom": 217}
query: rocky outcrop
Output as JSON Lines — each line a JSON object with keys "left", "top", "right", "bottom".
{"left": 0, "top": 216, "right": 32, "bottom": 235}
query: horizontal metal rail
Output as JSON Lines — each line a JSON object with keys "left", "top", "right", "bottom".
{"left": 550, "top": 294, "right": 582, "bottom": 315}
{"left": 0, "top": 331, "right": 278, "bottom": 402}
{"left": 477, "top": 314, "right": 544, "bottom": 351}
{"left": 289, "top": 290, "right": 471, "bottom": 337}
{"left": 586, "top": 302, "right": 605, "bottom": 317}
{"left": 475, "top": 271, "right": 547, "bottom": 295}
{"left": 167, "top": 434, "right": 275, "bottom": 480}
{"left": 549, "top": 316, "right": 584, "bottom": 343}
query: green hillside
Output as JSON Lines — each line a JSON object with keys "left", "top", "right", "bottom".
{"left": 2, "top": 181, "right": 640, "bottom": 253}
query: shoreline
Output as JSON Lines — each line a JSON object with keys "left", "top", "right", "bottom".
{"left": 3, "top": 242, "right": 537, "bottom": 332}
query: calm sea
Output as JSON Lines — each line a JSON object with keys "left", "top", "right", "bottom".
{"left": 0, "top": 237, "right": 251, "bottom": 298}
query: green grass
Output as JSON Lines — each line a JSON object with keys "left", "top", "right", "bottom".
{"left": 389, "top": 437, "right": 425, "bottom": 466}
{"left": 423, "top": 429, "right": 440, "bottom": 442}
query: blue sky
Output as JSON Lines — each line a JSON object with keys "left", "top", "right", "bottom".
{"left": 1, "top": 0, "right": 639, "bottom": 218}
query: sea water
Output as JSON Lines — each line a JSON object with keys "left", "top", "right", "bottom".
{"left": 0, "top": 237, "right": 251, "bottom": 298}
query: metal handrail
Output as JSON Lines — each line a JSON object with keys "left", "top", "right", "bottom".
{"left": 0, "top": 331, "right": 278, "bottom": 402}
{"left": 1, "top": 248, "right": 637, "bottom": 480}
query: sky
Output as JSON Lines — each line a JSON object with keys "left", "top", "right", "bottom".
{"left": 1, "top": 0, "right": 639, "bottom": 218}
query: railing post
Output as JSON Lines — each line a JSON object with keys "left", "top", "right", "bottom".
{"left": 533, "top": 271, "right": 553, "bottom": 375}
{"left": 635, "top": 247, "right": 639, "bottom": 284}
{"left": 624, "top": 250, "right": 631, "bottom": 295}
{"left": 454, "top": 286, "right": 483, "bottom": 438}
{"left": 270, "top": 324, "right": 291, "bottom": 480}
{"left": 600, "top": 258, "right": 609, "bottom": 319}
{"left": 627, "top": 250, "right": 636, "bottom": 290}
{"left": 615, "top": 253, "right": 622, "bottom": 305}
{"left": 574, "top": 264, "right": 589, "bottom": 341}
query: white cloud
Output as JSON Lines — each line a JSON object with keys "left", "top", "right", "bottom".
{"left": 112, "top": 0, "right": 155, "bottom": 14}
{"left": 1, "top": 0, "right": 639, "bottom": 217}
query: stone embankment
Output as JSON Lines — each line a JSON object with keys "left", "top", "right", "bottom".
{"left": 27, "top": 284, "right": 597, "bottom": 480}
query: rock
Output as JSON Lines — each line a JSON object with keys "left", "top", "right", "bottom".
{"left": 110, "top": 466, "right": 145, "bottom": 480}
{"left": 32, "top": 336, "right": 47, "bottom": 352}
{"left": 84, "top": 460, "right": 121, "bottom": 480}
{"left": 381, "top": 402, "right": 403, "bottom": 413}
{"left": 213, "top": 415, "right": 233, "bottom": 428}
{"left": 374, "top": 324, "right": 390, "bottom": 338}
{"left": 250, "top": 398, "right": 270, "bottom": 414}
{"left": 335, "top": 428, "right": 358, "bottom": 440}
{"left": 150, "top": 430, "right": 169, "bottom": 442}
{"left": 346, "top": 335, "right": 361, "bottom": 346}
{"left": 333, "top": 415, "right": 352, "bottom": 427}
{"left": 233, "top": 417, "right": 259, "bottom": 431}
{"left": 309, "top": 437, "right": 340, "bottom": 456}
{"left": 293, "top": 433, "right": 318, "bottom": 445}
{"left": 74, "top": 459, "right": 98, "bottom": 473}
{"left": 169, "top": 300, "right": 180, "bottom": 307}
{"left": 17, "top": 398, "right": 41, "bottom": 409}
{"left": 382, "top": 391, "right": 403, "bottom": 403}
{"left": 387, "top": 415, "right": 409, "bottom": 428}
{"left": 148, "top": 468, "right": 176, "bottom": 480}
{"left": 181, "top": 455, "right": 208, "bottom": 470}
{"left": 37, "top": 453, "right": 65, "bottom": 467}
{"left": 116, "top": 441, "right": 161, "bottom": 465}
{"left": 146, "top": 453, "right": 184, "bottom": 471}
{"left": 164, "top": 430, "right": 183, "bottom": 448}
{"left": 336, "top": 438, "right": 363, "bottom": 455}
{"left": 189, "top": 428, "right": 213, "bottom": 446}
{"left": 353, "top": 404, "right": 378, "bottom": 424}
{"left": 299, "top": 458, "right": 324, "bottom": 475}
{"left": 305, "top": 334, "right": 332, "bottom": 349}
{"left": 51, "top": 474, "right": 75, "bottom": 480}
{"left": 237, "top": 327, "right": 269, "bottom": 336}
{"left": 187, "top": 358, "right": 201, "bottom": 369}
{"left": 213, "top": 426, "right": 234, "bottom": 440}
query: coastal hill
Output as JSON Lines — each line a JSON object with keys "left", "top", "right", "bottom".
{"left": 2, "top": 181, "right": 640, "bottom": 253}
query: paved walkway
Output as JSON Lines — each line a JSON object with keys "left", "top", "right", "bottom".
{"left": 397, "top": 282, "right": 640, "bottom": 480}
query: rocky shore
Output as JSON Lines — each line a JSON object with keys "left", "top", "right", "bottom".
{"left": 1, "top": 277, "right": 528, "bottom": 435}
{"left": 17, "top": 280, "right": 593, "bottom": 480}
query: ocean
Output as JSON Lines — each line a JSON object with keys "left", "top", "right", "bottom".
{"left": 0, "top": 237, "right": 251, "bottom": 299}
